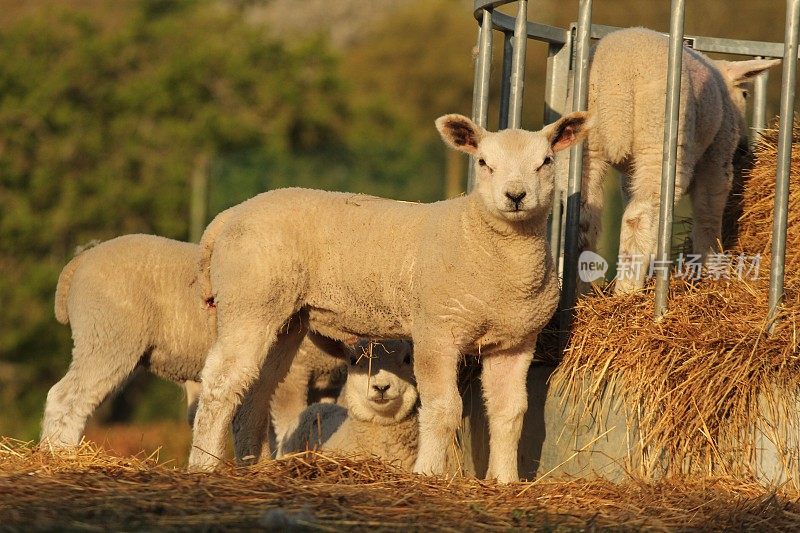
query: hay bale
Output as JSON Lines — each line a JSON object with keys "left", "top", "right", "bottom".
{"left": 547, "top": 120, "right": 800, "bottom": 483}
{"left": 737, "top": 120, "right": 800, "bottom": 269}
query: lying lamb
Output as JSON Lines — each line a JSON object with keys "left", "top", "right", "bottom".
{"left": 280, "top": 340, "right": 418, "bottom": 469}
{"left": 559, "top": 27, "right": 779, "bottom": 292}
{"left": 189, "top": 111, "right": 590, "bottom": 482}
{"left": 42, "top": 234, "right": 345, "bottom": 462}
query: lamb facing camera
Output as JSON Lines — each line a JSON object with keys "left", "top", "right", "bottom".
{"left": 280, "top": 340, "right": 418, "bottom": 470}
{"left": 189, "top": 111, "right": 589, "bottom": 482}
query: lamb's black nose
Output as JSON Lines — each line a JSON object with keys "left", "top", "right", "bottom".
{"left": 372, "top": 384, "right": 390, "bottom": 394}
{"left": 505, "top": 190, "right": 527, "bottom": 207}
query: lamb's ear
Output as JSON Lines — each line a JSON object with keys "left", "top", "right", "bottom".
{"left": 719, "top": 58, "right": 781, "bottom": 86}
{"left": 436, "top": 114, "right": 485, "bottom": 155}
{"left": 544, "top": 111, "right": 592, "bottom": 153}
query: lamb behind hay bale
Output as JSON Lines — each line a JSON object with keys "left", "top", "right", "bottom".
{"left": 188, "top": 111, "right": 590, "bottom": 482}
{"left": 560, "top": 27, "right": 779, "bottom": 292}
{"left": 280, "top": 340, "right": 418, "bottom": 469}
{"left": 43, "top": 234, "right": 345, "bottom": 463}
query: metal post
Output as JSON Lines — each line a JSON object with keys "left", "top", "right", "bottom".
{"left": 768, "top": 0, "right": 800, "bottom": 326}
{"left": 544, "top": 36, "right": 572, "bottom": 275}
{"left": 653, "top": 0, "right": 686, "bottom": 319}
{"left": 751, "top": 56, "right": 770, "bottom": 144}
{"left": 468, "top": 8, "right": 494, "bottom": 191}
{"left": 558, "top": 0, "right": 592, "bottom": 335}
{"left": 499, "top": 32, "right": 513, "bottom": 130}
{"left": 507, "top": 0, "right": 528, "bottom": 129}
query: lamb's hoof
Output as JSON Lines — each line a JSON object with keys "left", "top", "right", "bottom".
{"left": 412, "top": 458, "right": 443, "bottom": 477}
{"left": 485, "top": 468, "right": 519, "bottom": 484}
{"left": 187, "top": 450, "right": 220, "bottom": 473}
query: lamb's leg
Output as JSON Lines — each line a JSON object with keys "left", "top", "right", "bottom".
{"left": 41, "top": 341, "right": 140, "bottom": 448}
{"left": 481, "top": 347, "right": 534, "bottom": 483}
{"left": 232, "top": 316, "right": 307, "bottom": 463}
{"left": 690, "top": 153, "right": 733, "bottom": 261}
{"left": 270, "top": 361, "right": 313, "bottom": 457}
{"left": 188, "top": 325, "right": 278, "bottom": 472}
{"left": 578, "top": 145, "right": 611, "bottom": 256}
{"left": 412, "top": 339, "right": 461, "bottom": 477}
{"left": 615, "top": 160, "right": 690, "bottom": 293}
{"left": 575, "top": 148, "right": 611, "bottom": 294}
{"left": 184, "top": 381, "right": 202, "bottom": 427}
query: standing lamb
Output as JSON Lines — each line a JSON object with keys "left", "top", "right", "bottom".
{"left": 185, "top": 331, "right": 348, "bottom": 448}
{"left": 43, "top": 234, "right": 345, "bottom": 463}
{"left": 280, "top": 340, "right": 418, "bottom": 469}
{"left": 188, "top": 111, "right": 590, "bottom": 482}
{"left": 560, "top": 27, "right": 779, "bottom": 292}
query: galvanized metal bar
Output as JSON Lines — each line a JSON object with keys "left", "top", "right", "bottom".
{"left": 768, "top": 0, "right": 800, "bottom": 326}
{"left": 586, "top": 22, "right": 793, "bottom": 59}
{"left": 543, "top": 38, "right": 571, "bottom": 124}
{"left": 653, "top": 0, "right": 686, "bottom": 319}
{"left": 544, "top": 39, "right": 571, "bottom": 275}
{"left": 549, "top": 190, "right": 564, "bottom": 273}
{"left": 498, "top": 32, "right": 513, "bottom": 130}
{"left": 507, "top": 0, "right": 528, "bottom": 129}
{"left": 558, "top": 0, "right": 592, "bottom": 335}
{"left": 468, "top": 8, "right": 493, "bottom": 191}
{"left": 476, "top": 5, "right": 798, "bottom": 60}
{"left": 751, "top": 56, "right": 770, "bottom": 144}
{"left": 486, "top": 11, "right": 566, "bottom": 44}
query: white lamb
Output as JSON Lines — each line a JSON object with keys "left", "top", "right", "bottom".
{"left": 560, "top": 27, "right": 779, "bottom": 292}
{"left": 188, "top": 111, "right": 590, "bottom": 482}
{"left": 43, "top": 234, "right": 346, "bottom": 462}
{"left": 185, "top": 332, "right": 348, "bottom": 444}
{"left": 280, "top": 340, "right": 418, "bottom": 469}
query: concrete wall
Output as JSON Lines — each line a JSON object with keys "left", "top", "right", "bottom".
{"left": 460, "top": 363, "right": 800, "bottom": 486}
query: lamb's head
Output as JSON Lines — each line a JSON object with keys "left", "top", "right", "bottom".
{"left": 343, "top": 340, "right": 417, "bottom": 425}
{"left": 714, "top": 58, "right": 781, "bottom": 126}
{"left": 436, "top": 112, "right": 591, "bottom": 223}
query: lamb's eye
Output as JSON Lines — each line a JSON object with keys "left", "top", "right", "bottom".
{"left": 478, "top": 158, "right": 487, "bottom": 167}
{"left": 742, "top": 89, "right": 750, "bottom": 99}
{"left": 543, "top": 156, "right": 553, "bottom": 166}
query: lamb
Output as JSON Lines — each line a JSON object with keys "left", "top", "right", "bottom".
{"left": 559, "top": 27, "right": 779, "bottom": 292}
{"left": 187, "top": 111, "right": 590, "bottom": 482}
{"left": 280, "top": 340, "right": 418, "bottom": 469}
{"left": 43, "top": 234, "right": 346, "bottom": 462}
{"left": 185, "top": 332, "right": 348, "bottom": 445}
{"left": 268, "top": 332, "right": 349, "bottom": 452}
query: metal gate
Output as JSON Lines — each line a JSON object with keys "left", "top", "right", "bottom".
{"left": 469, "top": 0, "right": 798, "bottom": 328}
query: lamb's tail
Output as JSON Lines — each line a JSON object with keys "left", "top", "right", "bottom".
{"left": 197, "top": 211, "right": 231, "bottom": 306}
{"left": 54, "top": 241, "right": 99, "bottom": 324}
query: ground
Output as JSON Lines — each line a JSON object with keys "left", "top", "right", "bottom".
{"left": 1, "top": 438, "right": 799, "bottom": 531}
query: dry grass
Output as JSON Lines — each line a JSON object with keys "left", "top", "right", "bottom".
{"left": 736, "top": 121, "right": 800, "bottom": 269}
{"left": 2, "top": 438, "right": 800, "bottom": 531}
{"left": 551, "top": 121, "right": 800, "bottom": 481}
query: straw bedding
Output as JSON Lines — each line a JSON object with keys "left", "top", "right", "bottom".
{"left": 2, "top": 438, "right": 800, "bottom": 531}
{"left": 551, "top": 121, "right": 800, "bottom": 480}
{"left": 4, "top": 125, "right": 800, "bottom": 530}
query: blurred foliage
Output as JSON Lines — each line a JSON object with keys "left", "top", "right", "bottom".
{"left": 0, "top": 0, "right": 792, "bottom": 443}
